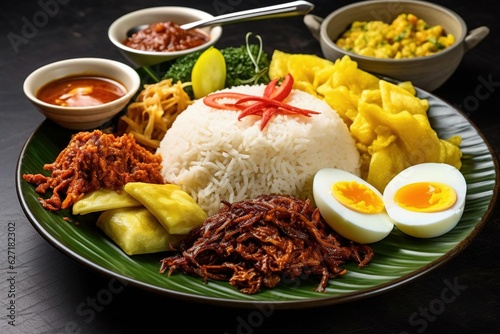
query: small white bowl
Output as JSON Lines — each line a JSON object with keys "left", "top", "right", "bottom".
{"left": 304, "top": 0, "right": 489, "bottom": 91}
{"left": 23, "top": 58, "right": 141, "bottom": 130}
{"left": 108, "top": 6, "right": 223, "bottom": 67}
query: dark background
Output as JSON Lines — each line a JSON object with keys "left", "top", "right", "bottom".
{"left": 1, "top": 0, "right": 499, "bottom": 333}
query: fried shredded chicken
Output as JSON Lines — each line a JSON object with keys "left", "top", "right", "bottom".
{"left": 22, "top": 130, "right": 164, "bottom": 211}
{"left": 159, "top": 194, "right": 374, "bottom": 294}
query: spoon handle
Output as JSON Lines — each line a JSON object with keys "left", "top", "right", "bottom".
{"left": 181, "top": 1, "right": 315, "bottom": 30}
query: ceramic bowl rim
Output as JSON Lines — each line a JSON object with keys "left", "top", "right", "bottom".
{"left": 320, "top": 0, "right": 468, "bottom": 63}
{"left": 23, "top": 57, "right": 141, "bottom": 113}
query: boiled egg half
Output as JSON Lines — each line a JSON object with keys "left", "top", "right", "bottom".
{"left": 383, "top": 163, "right": 467, "bottom": 238}
{"left": 313, "top": 168, "right": 394, "bottom": 244}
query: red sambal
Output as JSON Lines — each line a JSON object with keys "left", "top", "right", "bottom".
{"left": 123, "top": 21, "right": 209, "bottom": 52}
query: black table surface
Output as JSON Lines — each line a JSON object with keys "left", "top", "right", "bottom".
{"left": 1, "top": 0, "right": 499, "bottom": 333}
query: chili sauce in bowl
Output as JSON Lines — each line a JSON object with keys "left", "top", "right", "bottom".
{"left": 23, "top": 58, "right": 140, "bottom": 130}
{"left": 108, "top": 6, "right": 222, "bottom": 66}
{"left": 123, "top": 21, "right": 209, "bottom": 52}
{"left": 37, "top": 76, "right": 127, "bottom": 107}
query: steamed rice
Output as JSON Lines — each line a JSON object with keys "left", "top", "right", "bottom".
{"left": 157, "top": 84, "right": 360, "bottom": 215}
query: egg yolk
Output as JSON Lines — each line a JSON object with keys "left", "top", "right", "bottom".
{"left": 394, "top": 182, "right": 457, "bottom": 213}
{"left": 331, "top": 181, "right": 384, "bottom": 214}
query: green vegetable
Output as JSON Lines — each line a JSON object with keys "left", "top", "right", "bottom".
{"left": 222, "top": 43, "right": 270, "bottom": 88}
{"left": 163, "top": 51, "right": 202, "bottom": 98}
{"left": 394, "top": 30, "right": 407, "bottom": 42}
{"left": 222, "top": 32, "right": 270, "bottom": 87}
{"left": 428, "top": 37, "right": 445, "bottom": 50}
{"left": 162, "top": 33, "right": 270, "bottom": 98}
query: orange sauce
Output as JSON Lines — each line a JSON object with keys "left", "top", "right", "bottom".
{"left": 37, "top": 76, "right": 127, "bottom": 107}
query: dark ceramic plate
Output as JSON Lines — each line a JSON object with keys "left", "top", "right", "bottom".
{"left": 16, "top": 87, "right": 498, "bottom": 309}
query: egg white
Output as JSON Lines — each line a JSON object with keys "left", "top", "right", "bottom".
{"left": 382, "top": 163, "right": 467, "bottom": 238}
{"left": 313, "top": 168, "right": 394, "bottom": 244}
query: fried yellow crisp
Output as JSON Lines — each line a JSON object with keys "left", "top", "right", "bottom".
{"left": 270, "top": 51, "right": 381, "bottom": 126}
{"left": 269, "top": 50, "right": 335, "bottom": 97}
{"left": 349, "top": 81, "right": 461, "bottom": 190}
{"left": 269, "top": 52, "right": 462, "bottom": 191}
{"left": 378, "top": 80, "right": 428, "bottom": 115}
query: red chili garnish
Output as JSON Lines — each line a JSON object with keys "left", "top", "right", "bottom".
{"left": 202, "top": 74, "right": 319, "bottom": 130}
{"left": 235, "top": 96, "right": 319, "bottom": 117}
{"left": 266, "top": 74, "right": 293, "bottom": 101}
{"left": 203, "top": 92, "right": 249, "bottom": 110}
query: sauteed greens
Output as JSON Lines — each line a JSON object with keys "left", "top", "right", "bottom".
{"left": 163, "top": 33, "right": 270, "bottom": 98}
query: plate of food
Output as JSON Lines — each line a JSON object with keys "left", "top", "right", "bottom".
{"left": 16, "top": 44, "right": 498, "bottom": 309}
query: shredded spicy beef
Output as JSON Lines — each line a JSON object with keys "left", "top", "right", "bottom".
{"left": 23, "top": 130, "right": 164, "bottom": 211}
{"left": 159, "top": 194, "right": 374, "bottom": 294}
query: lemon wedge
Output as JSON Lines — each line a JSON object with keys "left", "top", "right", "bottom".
{"left": 191, "top": 47, "right": 226, "bottom": 99}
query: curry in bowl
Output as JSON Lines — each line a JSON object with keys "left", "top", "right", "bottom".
{"left": 335, "top": 13, "right": 455, "bottom": 59}
{"left": 123, "top": 21, "right": 210, "bottom": 52}
{"left": 36, "top": 75, "right": 127, "bottom": 107}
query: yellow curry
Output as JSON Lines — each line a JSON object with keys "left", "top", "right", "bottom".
{"left": 335, "top": 13, "right": 455, "bottom": 59}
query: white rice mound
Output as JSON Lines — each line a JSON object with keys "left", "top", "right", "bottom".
{"left": 157, "top": 84, "right": 360, "bottom": 215}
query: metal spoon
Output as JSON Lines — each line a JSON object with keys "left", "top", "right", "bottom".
{"left": 126, "top": 1, "right": 315, "bottom": 37}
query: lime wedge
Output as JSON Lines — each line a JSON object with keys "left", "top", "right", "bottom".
{"left": 191, "top": 47, "right": 226, "bottom": 99}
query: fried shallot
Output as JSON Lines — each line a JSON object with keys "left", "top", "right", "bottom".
{"left": 23, "top": 130, "right": 164, "bottom": 211}
{"left": 159, "top": 194, "right": 374, "bottom": 294}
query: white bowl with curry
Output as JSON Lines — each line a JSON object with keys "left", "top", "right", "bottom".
{"left": 304, "top": 0, "right": 489, "bottom": 91}
{"left": 108, "top": 6, "right": 222, "bottom": 67}
{"left": 23, "top": 58, "right": 141, "bottom": 130}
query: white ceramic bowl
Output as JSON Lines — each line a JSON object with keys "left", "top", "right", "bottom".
{"left": 23, "top": 58, "right": 141, "bottom": 130}
{"left": 108, "top": 6, "right": 223, "bottom": 67}
{"left": 304, "top": 0, "right": 489, "bottom": 91}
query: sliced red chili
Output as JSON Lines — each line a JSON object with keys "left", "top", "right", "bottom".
{"left": 241, "top": 74, "right": 294, "bottom": 120}
{"left": 235, "top": 96, "right": 319, "bottom": 116}
{"left": 268, "top": 74, "right": 293, "bottom": 101}
{"left": 203, "top": 92, "right": 249, "bottom": 110}
{"left": 263, "top": 78, "right": 278, "bottom": 98}
{"left": 202, "top": 74, "right": 317, "bottom": 130}
{"left": 259, "top": 107, "right": 278, "bottom": 130}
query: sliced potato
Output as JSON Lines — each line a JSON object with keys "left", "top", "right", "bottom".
{"left": 124, "top": 182, "right": 207, "bottom": 234}
{"left": 96, "top": 207, "right": 184, "bottom": 256}
{"left": 72, "top": 188, "right": 141, "bottom": 215}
